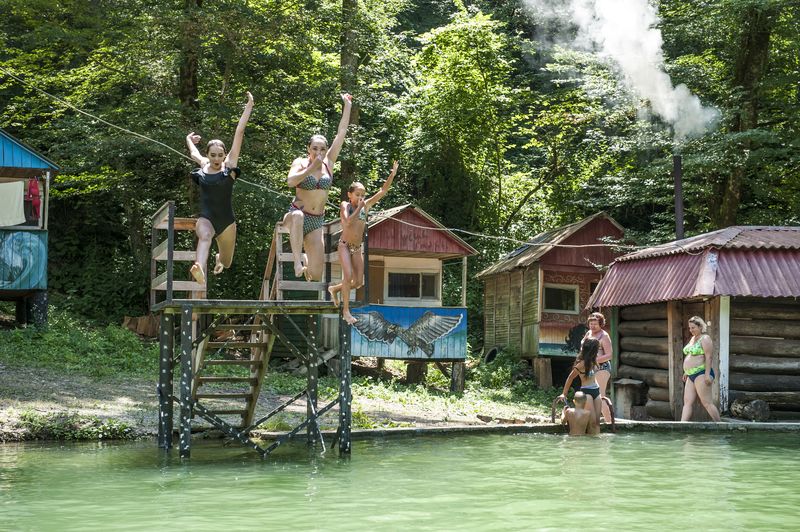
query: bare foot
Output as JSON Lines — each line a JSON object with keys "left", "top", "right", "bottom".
{"left": 293, "top": 253, "right": 307, "bottom": 278}
{"left": 343, "top": 311, "right": 358, "bottom": 325}
{"left": 213, "top": 253, "right": 224, "bottom": 275}
{"left": 328, "top": 286, "right": 341, "bottom": 307}
{"left": 190, "top": 262, "right": 206, "bottom": 285}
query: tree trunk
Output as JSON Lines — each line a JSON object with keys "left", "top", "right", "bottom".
{"left": 339, "top": 0, "right": 359, "bottom": 199}
{"left": 712, "top": 5, "right": 777, "bottom": 227}
{"left": 179, "top": 0, "right": 202, "bottom": 210}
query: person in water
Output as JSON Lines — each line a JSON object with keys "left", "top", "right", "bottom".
{"left": 559, "top": 338, "right": 603, "bottom": 429}
{"left": 185, "top": 91, "right": 254, "bottom": 286}
{"left": 681, "top": 316, "right": 721, "bottom": 422}
{"left": 284, "top": 93, "right": 353, "bottom": 281}
{"left": 328, "top": 161, "right": 398, "bottom": 324}
{"left": 561, "top": 391, "right": 598, "bottom": 436}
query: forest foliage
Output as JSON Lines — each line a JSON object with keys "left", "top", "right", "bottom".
{"left": 1, "top": 0, "right": 798, "bottom": 330}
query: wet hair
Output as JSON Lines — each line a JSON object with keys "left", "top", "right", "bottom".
{"left": 588, "top": 312, "right": 606, "bottom": 327}
{"left": 308, "top": 134, "right": 328, "bottom": 147}
{"left": 349, "top": 181, "right": 366, "bottom": 193}
{"left": 578, "top": 339, "right": 599, "bottom": 375}
{"left": 573, "top": 391, "right": 587, "bottom": 406}
{"left": 205, "top": 139, "right": 226, "bottom": 155}
{"left": 688, "top": 316, "right": 708, "bottom": 333}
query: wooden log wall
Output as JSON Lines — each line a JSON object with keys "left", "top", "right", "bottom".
{"left": 617, "top": 303, "right": 670, "bottom": 419}
{"left": 728, "top": 298, "right": 800, "bottom": 419}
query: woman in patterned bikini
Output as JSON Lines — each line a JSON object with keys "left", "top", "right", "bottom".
{"left": 681, "top": 316, "right": 721, "bottom": 421}
{"left": 284, "top": 93, "right": 353, "bottom": 281}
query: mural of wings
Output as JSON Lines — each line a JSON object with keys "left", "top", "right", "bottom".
{"left": 352, "top": 311, "right": 398, "bottom": 344}
{"left": 352, "top": 310, "right": 462, "bottom": 358}
{"left": 404, "top": 312, "right": 462, "bottom": 357}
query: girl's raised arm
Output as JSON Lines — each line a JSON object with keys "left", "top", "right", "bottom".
{"left": 325, "top": 94, "right": 353, "bottom": 165}
{"left": 225, "top": 91, "right": 254, "bottom": 168}
{"left": 366, "top": 161, "right": 399, "bottom": 209}
{"left": 186, "top": 132, "right": 208, "bottom": 166}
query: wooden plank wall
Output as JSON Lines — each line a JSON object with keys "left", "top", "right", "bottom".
{"left": 508, "top": 270, "right": 522, "bottom": 350}
{"left": 616, "top": 303, "right": 670, "bottom": 419}
{"left": 483, "top": 276, "right": 496, "bottom": 348}
{"left": 521, "top": 265, "right": 539, "bottom": 354}
{"left": 495, "top": 273, "right": 510, "bottom": 346}
{"left": 728, "top": 297, "right": 800, "bottom": 420}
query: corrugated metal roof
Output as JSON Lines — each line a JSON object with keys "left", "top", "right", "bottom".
{"left": 475, "top": 212, "right": 624, "bottom": 278}
{"left": 618, "top": 226, "right": 800, "bottom": 262}
{"left": 588, "top": 227, "right": 800, "bottom": 307}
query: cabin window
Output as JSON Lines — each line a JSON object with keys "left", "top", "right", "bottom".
{"left": 387, "top": 271, "right": 439, "bottom": 300}
{"left": 543, "top": 283, "right": 579, "bottom": 314}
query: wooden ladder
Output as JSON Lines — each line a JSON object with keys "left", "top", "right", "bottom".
{"left": 150, "top": 201, "right": 206, "bottom": 306}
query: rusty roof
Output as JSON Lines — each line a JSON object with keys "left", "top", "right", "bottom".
{"left": 475, "top": 212, "right": 624, "bottom": 279}
{"left": 588, "top": 226, "right": 800, "bottom": 307}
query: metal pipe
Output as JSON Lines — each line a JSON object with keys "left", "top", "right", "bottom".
{"left": 673, "top": 154, "right": 684, "bottom": 240}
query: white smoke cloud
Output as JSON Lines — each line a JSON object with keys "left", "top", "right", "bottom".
{"left": 526, "top": 0, "right": 719, "bottom": 140}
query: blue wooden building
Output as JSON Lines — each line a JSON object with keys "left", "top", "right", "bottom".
{"left": 0, "top": 129, "right": 59, "bottom": 325}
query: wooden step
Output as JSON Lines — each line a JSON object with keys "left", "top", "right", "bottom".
{"left": 207, "top": 342, "right": 270, "bottom": 349}
{"left": 195, "top": 393, "right": 252, "bottom": 399}
{"left": 276, "top": 280, "right": 328, "bottom": 291}
{"left": 206, "top": 409, "right": 248, "bottom": 416}
{"left": 203, "top": 359, "right": 262, "bottom": 366}
{"left": 155, "top": 217, "right": 197, "bottom": 231}
{"left": 213, "top": 324, "right": 271, "bottom": 331}
{"left": 152, "top": 240, "right": 197, "bottom": 262}
{"left": 151, "top": 271, "right": 205, "bottom": 291}
{"left": 196, "top": 376, "right": 258, "bottom": 385}
{"left": 278, "top": 252, "right": 339, "bottom": 263}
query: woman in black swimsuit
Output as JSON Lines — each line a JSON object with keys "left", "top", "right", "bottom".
{"left": 185, "top": 91, "right": 254, "bottom": 286}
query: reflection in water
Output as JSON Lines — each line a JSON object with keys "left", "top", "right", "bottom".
{"left": 1, "top": 433, "right": 800, "bottom": 530}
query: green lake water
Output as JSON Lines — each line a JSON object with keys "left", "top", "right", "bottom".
{"left": 2, "top": 431, "right": 800, "bottom": 531}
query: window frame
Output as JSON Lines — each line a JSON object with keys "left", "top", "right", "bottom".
{"left": 542, "top": 282, "right": 580, "bottom": 315}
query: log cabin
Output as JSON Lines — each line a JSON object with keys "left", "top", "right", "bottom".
{"left": 588, "top": 226, "right": 800, "bottom": 421}
{"left": 0, "top": 129, "right": 59, "bottom": 325}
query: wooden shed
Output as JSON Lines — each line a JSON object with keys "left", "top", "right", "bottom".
{"left": 588, "top": 226, "right": 800, "bottom": 421}
{"left": 475, "top": 212, "right": 624, "bottom": 384}
{"left": 0, "top": 129, "right": 59, "bottom": 325}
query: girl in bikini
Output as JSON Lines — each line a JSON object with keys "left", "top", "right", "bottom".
{"left": 583, "top": 312, "right": 614, "bottom": 422}
{"left": 284, "top": 94, "right": 353, "bottom": 281}
{"left": 558, "top": 338, "right": 602, "bottom": 429}
{"left": 328, "top": 161, "right": 398, "bottom": 324}
{"left": 681, "top": 316, "right": 721, "bottom": 421}
{"left": 186, "top": 91, "right": 254, "bottom": 286}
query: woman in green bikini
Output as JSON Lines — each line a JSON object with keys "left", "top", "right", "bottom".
{"left": 681, "top": 316, "right": 721, "bottom": 422}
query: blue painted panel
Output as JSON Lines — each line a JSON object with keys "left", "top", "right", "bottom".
{"left": 0, "top": 229, "right": 47, "bottom": 290}
{"left": 350, "top": 304, "right": 467, "bottom": 360}
{"left": 0, "top": 132, "right": 58, "bottom": 170}
{"left": 539, "top": 342, "right": 577, "bottom": 358}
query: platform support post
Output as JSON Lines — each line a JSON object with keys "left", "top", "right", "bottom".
{"left": 338, "top": 319, "right": 352, "bottom": 456}
{"left": 307, "top": 314, "right": 319, "bottom": 445}
{"left": 157, "top": 314, "right": 175, "bottom": 449}
{"left": 179, "top": 304, "right": 194, "bottom": 458}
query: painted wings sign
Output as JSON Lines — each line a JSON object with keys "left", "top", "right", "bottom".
{"left": 350, "top": 305, "right": 467, "bottom": 360}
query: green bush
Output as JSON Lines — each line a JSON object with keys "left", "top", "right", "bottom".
{"left": 17, "top": 410, "right": 134, "bottom": 440}
{"left": 469, "top": 348, "right": 528, "bottom": 389}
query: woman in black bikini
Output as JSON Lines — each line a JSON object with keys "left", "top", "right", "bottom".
{"left": 284, "top": 93, "right": 352, "bottom": 281}
{"left": 558, "top": 338, "right": 602, "bottom": 429}
{"left": 583, "top": 312, "right": 614, "bottom": 422}
{"left": 186, "top": 91, "right": 254, "bottom": 286}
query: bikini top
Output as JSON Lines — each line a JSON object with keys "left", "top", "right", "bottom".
{"left": 683, "top": 335, "right": 706, "bottom": 356}
{"left": 296, "top": 161, "right": 332, "bottom": 190}
{"left": 347, "top": 203, "right": 367, "bottom": 221}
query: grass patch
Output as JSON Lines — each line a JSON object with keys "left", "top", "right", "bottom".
{"left": 16, "top": 410, "right": 135, "bottom": 441}
{"left": 0, "top": 308, "right": 158, "bottom": 379}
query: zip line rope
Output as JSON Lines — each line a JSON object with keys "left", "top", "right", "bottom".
{"left": 2, "top": 65, "right": 667, "bottom": 253}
